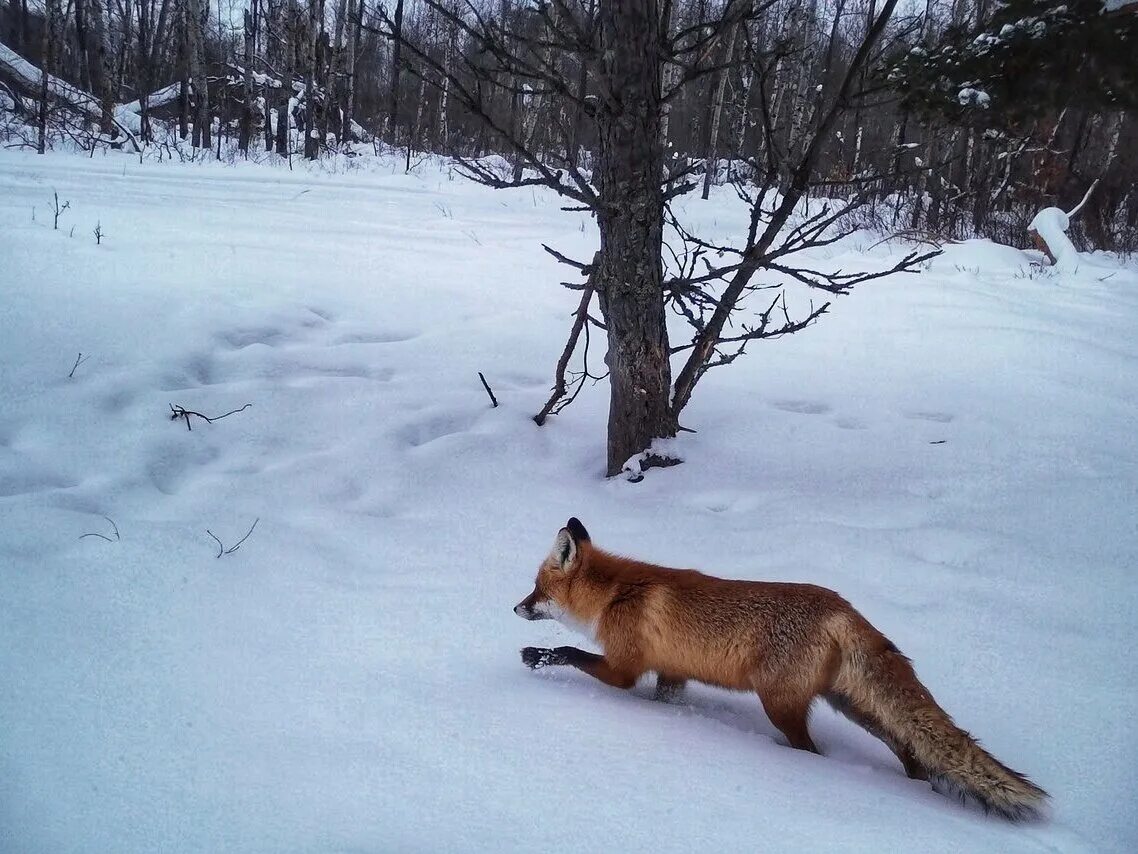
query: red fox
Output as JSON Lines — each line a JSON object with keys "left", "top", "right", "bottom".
{"left": 514, "top": 518, "right": 1048, "bottom": 820}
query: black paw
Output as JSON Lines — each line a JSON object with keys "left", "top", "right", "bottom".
{"left": 521, "top": 647, "right": 562, "bottom": 669}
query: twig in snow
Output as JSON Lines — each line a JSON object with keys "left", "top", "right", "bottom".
{"left": 79, "top": 516, "right": 120, "bottom": 542}
{"left": 68, "top": 352, "right": 89, "bottom": 378}
{"left": 207, "top": 518, "right": 259, "bottom": 558}
{"left": 169, "top": 403, "right": 253, "bottom": 431}
{"left": 51, "top": 191, "right": 70, "bottom": 230}
{"left": 478, "top": 372, "right": 499, "bottom": 408}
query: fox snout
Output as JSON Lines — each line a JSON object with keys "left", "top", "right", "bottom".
{"left": 514, "top": 600, "right": 550, "bottom": 620}
{"left": 514, "top": 588, "right": 550, "bottom": 620}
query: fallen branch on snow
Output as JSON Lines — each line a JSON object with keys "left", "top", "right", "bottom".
{"left": 169, "top": 403, "right": 253, "bottom": 431}
{"left": 79, "top": 516, "right": 120, "bottom": 542}
{"left": 207, "top": 518, "right": 259, "bottom": 558}
{"left": 68, "top": 351, "right": 89, "bottom": 378}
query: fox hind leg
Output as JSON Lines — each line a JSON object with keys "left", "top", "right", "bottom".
{"left": 757, "top": 691, "right": 819, "bottom": 753}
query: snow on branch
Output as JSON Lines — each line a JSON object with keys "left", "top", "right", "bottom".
{"left": 1028, "top": 180, "right": 1099, "bottom": 273}
{"left": 0, "top": 41, "right": 141, "bottom": 150}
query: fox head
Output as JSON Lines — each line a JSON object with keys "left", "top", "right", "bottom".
{"left": 513, "top": 517, "right": 591, "bottom": 622}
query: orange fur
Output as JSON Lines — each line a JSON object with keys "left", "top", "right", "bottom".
{"left": 515, "top": 519, "right": 1049, "bottom": 820}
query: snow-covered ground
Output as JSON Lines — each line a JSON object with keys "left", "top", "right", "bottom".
{"left": 1, "top": 149, "right": 1136, "bottom": 853}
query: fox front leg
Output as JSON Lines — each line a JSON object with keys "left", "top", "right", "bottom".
{"left": 521, "top": 646, "right": 571, "bottom": 669}
{"left": 520, "top": 646, "right": 639, "bottom": 690}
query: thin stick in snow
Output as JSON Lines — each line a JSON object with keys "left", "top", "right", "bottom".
{"left": 79, "top": 516, "right": 120, "bottom": 542}
{"left": 68, "top": 352, "right": 89, "bottom": 378}
{"left": 169, "top": 403, "right": 253, "bottom": 431}
{"left": 478, "top": 372, "right": 499, "bottom": 408}
{"left": 207, "top": 518, "right": 260, "bottom": 558}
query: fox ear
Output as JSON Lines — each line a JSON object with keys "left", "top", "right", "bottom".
{"left": 565, "top": 517, "right": 590, "bottom": 543}
{"left": 550, "top": 522, "right": 586, "bottom": 572}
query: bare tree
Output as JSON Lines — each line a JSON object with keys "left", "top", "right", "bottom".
{"left": 239, "top": 4, "right": 257, "bottom": 153}
{"left": 385, "top": 0, "right": 405, "bottom": 145}
{"left": 185, "top": 0, "right": 210, "bottom": 148}
{"left": 378, "top": 0, "right": 938, "bottom": 476}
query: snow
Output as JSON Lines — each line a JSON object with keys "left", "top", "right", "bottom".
{"left": 0, "top": 43, "right": 142, "bottom": 137}
{"left": 1028, "top": 206, "right": 1080, "bottom": 272}
{"left": 958, "top": 87, "right": 992, "bottom": 108}
{"left": 2, "top": 149, "right": 1137, "bottom": 853}
{"left": 117, "top": 82, "right": 183, "bottom": 116}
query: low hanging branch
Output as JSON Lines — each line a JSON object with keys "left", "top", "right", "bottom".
{"left": 534, "top": 251, "right": 601, "bottom": 426}
{"left": 169, "top": 403, "right": 252, "bottom": 431}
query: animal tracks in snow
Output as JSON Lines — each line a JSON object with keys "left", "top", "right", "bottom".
{"left": 904, "top": 411, "right": 955, "bottom": 423}
{"left": 333, "top": 329, "right": 419, "bottom": 346}
{"left": 772, "top": 399, "right": 832, "bottom": 415}
{"left": 396, "top": 411, "right": 482, "bottom": 448}
{"left": 766, "top": 395, "right": 958, "bottom": 435}
{"left": 158, "top": 311, "right": 418, "bottom": 392}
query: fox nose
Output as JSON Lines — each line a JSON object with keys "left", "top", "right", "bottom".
{"left": 514, "top": 603, "right": 528, "bottom": 618}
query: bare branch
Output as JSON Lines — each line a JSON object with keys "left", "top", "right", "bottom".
{"left": 68, "top": 352, "right": 89, "bottom": 379}
{"left": 80, "top": 516, "right": 120, "bottom": 542}
{"left": 478, "top": 372, "right": 499, "bottom": 407}
{"left": 207, "top": 518, "right": 260, "bottom": 558}
{"left": 169, "top": 403, "right": 253, "bottom": 431}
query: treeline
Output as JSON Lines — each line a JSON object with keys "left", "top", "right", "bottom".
{"left": 2, "top": 0, "right": 1135, "bottom": 249}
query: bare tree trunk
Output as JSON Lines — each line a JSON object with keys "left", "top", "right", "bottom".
{"left": 567, "top": 0, "right": 595, "bottom": 169}
{"left": 9, "top": 0, "right": 30, "bottom": 51}
{"left": 137, "top": 0, "right": 173, "bottom": 144}
{"left": 38, "top": 0, "right": 59, "bottom": 153}
{"left": 118, "top": 0, "right": 135, "bottom": 106}
{"left": 74, "top": 0, "right": 93, "bottom": 93}
{"left": 303, "top": 0, "right": 324, "bottom": 159}
{"left": 658, "top": 0, "right": 676, "bottom": 155}
{"left": 276, "top": 7, "right": 295, "bottom": 154}
{"left": 329, "top": 0, "right": 348, "bottom": 142}
{"left": 87, "top": 0, "right": 113, "bottom": 131}
{"left": 177, "top": 3, "right": 189, "bottom": 139}
{"left": 502, "top": 0, "right": 524, "bottom": 182}
{"left": 239, "top": 6, "right": 256, "bottom": 152}
{"left": 701, "top": 18, "right": 741, "bottom": 200}
{"left": 185, "top": 0, "right": 210, "bottom": 148}
{"left": 385, "top": 0, "right": 404, "bottom": 145}
{"left": 341, "top": 0, "right": 361, "bottom": 142}
{"left": 439, "top": 2, "right": 454, "bottom": 151}
{"left": 316, "top": 29, "right": 333, "bottom": 143}
{"left": 411, "top": 68, "right": 428, "bottom": 157}
{"left": 594, "top": 0, "right": 676, "bottom": 475}
{"left": 787, "top": 0, "right": 819, "bottom": 162}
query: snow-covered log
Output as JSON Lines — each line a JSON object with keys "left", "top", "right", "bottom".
{"left": 0, "top": 41, "right": 141, "bottom": 151}
{"left": 1027, "top": 180, "right": 1098, "bottom": 273}
{"left": 117, "top": 82, "right": 181, "bottom": 116}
